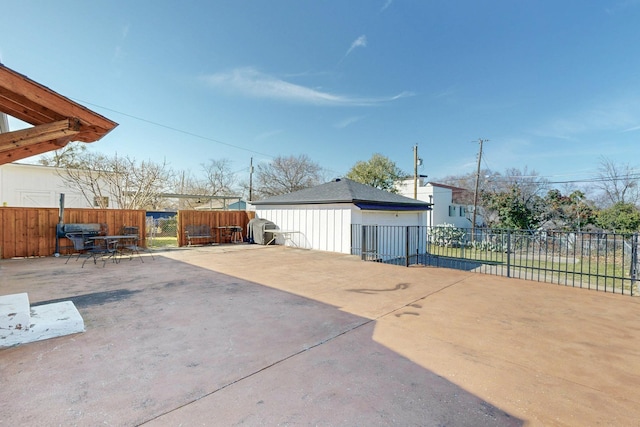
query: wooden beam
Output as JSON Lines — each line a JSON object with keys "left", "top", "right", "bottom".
{"left": 0, "top": 87, "right": 63, "bottom": 125}
{"left": 0, "top": 119, "right": 81, "bottom": 154}
{"left": 0, "top": 66, "right": 117, "bottom": 132}
{"left": 0, "top": 65, "right": 117, "bottom": 164}
{"left": 0, "top": 140, "right": 72, "bottom": 165}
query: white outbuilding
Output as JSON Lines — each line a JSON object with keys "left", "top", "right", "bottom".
{"left": 250, "top": 178, "right": 432, "bottom": 256}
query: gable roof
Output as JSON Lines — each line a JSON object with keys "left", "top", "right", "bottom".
{"left": 251, "top": 178, "right": 431, "bottom": 210}
{"left": 0, "top": 64, "right": 118, "bottom": 165}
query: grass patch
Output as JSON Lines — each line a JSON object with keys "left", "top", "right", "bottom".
{"left": 428, "top": 244, "right": 637, "bottom": 294}
{"left": 147, "top": 236, "right": 178, "bottom": 248}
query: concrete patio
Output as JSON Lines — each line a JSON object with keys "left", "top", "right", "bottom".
{"left": 1, "top": 245, "right": 639, "bottom": 426}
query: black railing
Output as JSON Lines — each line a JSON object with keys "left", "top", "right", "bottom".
{"left": 351, "top": 224, "right": 426, "bottom": 266}
{"left": 351, "top": 224, "right": 638, "bottom": 296}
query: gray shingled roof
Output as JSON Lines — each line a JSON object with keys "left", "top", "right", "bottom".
{"left": 250, "top": 178, "right": 431, "bottom": 209}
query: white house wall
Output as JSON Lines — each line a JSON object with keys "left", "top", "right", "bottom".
{"left": 398, "top": 179, "right": 478, "bottom": 228}
{"left": 0, "top": 163, "right": 110, "bottom": 208}
{"left": 255, "top": 204, "right": 353, "bottom": 254}
{"left": 355, "top": 210, "right": 427, "bottom": 226}
{"left": 256, "top": 204, "right": 429, "bottom": 258}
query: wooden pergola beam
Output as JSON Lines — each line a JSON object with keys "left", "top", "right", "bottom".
{"left": 0, "top": 64, "right": 118, "bottom": 165}
{"left": 0, "top": 119, "right": 81, "bottom": 163}
{"left": 0, "top": 140, "right": 70, "bottom": 165}
{"left": 0, "top": 118, "right": 80, "bottom": 149}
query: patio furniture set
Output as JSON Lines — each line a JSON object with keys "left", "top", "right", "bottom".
{"left": 184, "top": 224, "right": 243, "bottom": 246}
{"left": 63, "top": 224, "right": 152, "bottom": 267}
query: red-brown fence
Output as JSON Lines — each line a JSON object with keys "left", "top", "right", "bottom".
{"left": 0, "top": 207, "right": 146, "bottom": 259}
{"left": 0, "top": 207, "right": 256, "bottom": 258}
{"left": 177, "top": 210, "right": 255, "bottom": 247}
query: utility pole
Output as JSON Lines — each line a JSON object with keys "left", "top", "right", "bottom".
{"left": 249, "top": 157, "right": 254, "bottom": 202}
{"left": 472, "top": 138, "right": 488, "bottom": 239}
{"left": 413, "top": 145, "right": 419, "bottom": 199}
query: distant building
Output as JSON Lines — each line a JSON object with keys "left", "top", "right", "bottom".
{"left": 251, "top": 178, "right": 431, "bottom": 254}
{"left": 396, "top": 178, "right": 484, "bottom": 228}
{"left": 0, "top": 162, "right": 116, "bottom": 208}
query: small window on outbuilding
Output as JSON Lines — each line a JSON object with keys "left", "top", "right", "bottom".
{"left": 94, "top": 196, "right": 109, "bottom": 208}
{"left": 459, "top": 206, "right": 466, "bottom": 216}
{"left": 449, "top": 205, "right": 456, "bottom": 216}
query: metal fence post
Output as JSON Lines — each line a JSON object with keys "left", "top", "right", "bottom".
{"left": 506, "top": 229, "right": 512, "bottom": 278}
{"left": 631, "top": 233, "right": 638, "bottom": 296}
{"left": 405, "top": 226, "right": 410, "bottom": 267}
{"left": 361, "top": 225, "right": 366, "bottom": 261}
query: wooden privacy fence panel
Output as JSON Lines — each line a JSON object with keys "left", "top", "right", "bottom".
{"left": 1, "top": 207, "right": 58, "bottom": 259}
{"left": 178, "top": 210, "right": 255, "bottom": 246}
{"left": 0, "top": 207, "right": 146, "bottom": 259}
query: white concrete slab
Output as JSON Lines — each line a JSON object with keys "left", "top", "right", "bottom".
{"left": 0, "top": 301, "right": 84, "bottom": 348}
{"left": 0, "top": 292, "right": 30, "bottom": 331}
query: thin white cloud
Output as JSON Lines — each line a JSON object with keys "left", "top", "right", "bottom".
{"left": 255, "top": 129, "right": 283, "bottom": 141}
{"left": 380, "top": 0, "right": 393, "bottom": 12}
{"left": 532, "top": 101, "right": 640, "bottom": 140}
{"left": 203, "top": 67, "right": 414, "bottom": 106}
{"left": 622, "top": 124, "right": 640, "bottom": 133}
{"left": 605, "top": 0, "right": 640, "bottom": 14}
{"left": 113, "top": 24, "right": 130, "bottom": 62}
{"left": 335, "top": 115, "right": 365, "bottom": 129}
{"left": 337, "top": 35, "right": 368, "bottom": 66}
{"left": 345, "top": 35, "right": 367, "bottom": 57}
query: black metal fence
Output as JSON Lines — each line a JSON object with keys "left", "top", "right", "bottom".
{"left": 351, "top": 224, "right": 427, "bottom": 266}
{"left": 351, "top": 224, "right": 639, "bottom": 296}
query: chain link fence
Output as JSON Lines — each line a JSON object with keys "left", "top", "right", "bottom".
{"left": 146, "top": 215, "right": 178, "bottom": 248}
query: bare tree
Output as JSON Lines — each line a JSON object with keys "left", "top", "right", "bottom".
{"left": 595, "top": 157, "right": 640, "bottom": 207}
{"left": 254, "top": 155, "right": 323, "bottom": 199}
{"left": 493, "top": 167, "right": 549, "bottom": 205}
{"left": 37, "top": 141, "right": 88, "bottom": 168}
{"left": 58, "top": 151, "right": 173, "bottom": 210}
{"left": 171, "top": 159, "right": 237, "bottom": 209}
{"left": 439, "top": 169, "right": 499, "bottom": 204}
{"left": 201, "top": 159, "right": 236, "bottom": 196}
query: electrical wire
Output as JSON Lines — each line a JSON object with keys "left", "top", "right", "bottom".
{"left": 71, "top": 98, "right": 275, "bottom": 159}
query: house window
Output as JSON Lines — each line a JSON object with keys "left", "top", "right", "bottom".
{"left": 94, "top": 196, "right": 109, "bottom": 207}
{"left": 449, "top": 205, "right": 456, "bottom": 216}
{"left": 459, "top": 206, "right": 466, "bottom": 216}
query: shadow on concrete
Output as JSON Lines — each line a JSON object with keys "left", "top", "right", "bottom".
{"left": 32, "top": 289, "right": 142, "bottom": 309}
{"left": 1, "top": 254, "right": 523, "bottom": 426}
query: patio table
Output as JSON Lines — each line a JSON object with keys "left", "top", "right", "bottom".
{"left": 88, "top": 235, "right": 139, "bottom": 264}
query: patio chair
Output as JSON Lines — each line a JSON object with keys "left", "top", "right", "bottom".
{"left": 82, "top": 237, "right": 119, "bottom": 268}
{"left": 65, "top": 233, "right": 95, "bottom": 264}
{"left": 119, "top": 226, "right": 154, "bottom": 262}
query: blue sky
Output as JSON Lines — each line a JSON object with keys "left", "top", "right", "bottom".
{"left": 2, "top": 1, "right": 640, "bottom": 188}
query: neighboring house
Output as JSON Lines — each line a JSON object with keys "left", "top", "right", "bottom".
{"left": 193, "top": 198, "right": 246, "bottom": 211}
{"left": 250, "top": 178, "right": 431, "bottom": 254}
{"left": 396, "top": 178, "right": 484, "bottom": 228}
{"left": 0, "top": 162, "right": 116, "bottom": 208}
{"left": 227, "top": 200, "right": 247, "bottom": 210}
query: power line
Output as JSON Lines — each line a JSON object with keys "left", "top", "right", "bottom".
{"left": 70, "top": 98, "right": 276, "bottom": 159}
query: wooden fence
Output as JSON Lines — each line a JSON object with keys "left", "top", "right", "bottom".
{"left": 177, "top": 210, "right": 255, "bottom": 247}
{"left": 0, "top": 207, "right": 146, "bottom": 259}
{"left": 0, "top": 207, "right": 257, "bottom": 258}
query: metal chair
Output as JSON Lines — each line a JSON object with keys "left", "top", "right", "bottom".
{"left": 120, "top": 226, "right": 154, "bottom": 261}
{"left": 83, "top": 237, "right": 119, "bottom": 267}
{"left": 65, "top": 233, "right": 94, "bottom": 264}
